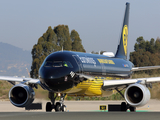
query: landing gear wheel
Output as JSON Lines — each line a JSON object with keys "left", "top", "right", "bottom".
{"left": 121, "top": 102, "right": 127, "bottom": 111}
{"left": 46, "top": 102, "right": 52, "bottom": 112}
{"left": 55, "top": 102, "right": 61, "bottom": 112}
{"left": 129, "top": 106, "right": 136, "bottom": 112}
{"left": 62, "top": 105, "right": 67, "bottom": 112}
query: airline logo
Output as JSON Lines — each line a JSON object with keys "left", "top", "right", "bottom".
{"left": 123, "top": 25, "right": 128, "bottom": 56}
{"left": 77, "top": 56, "right": 96, "bottom": 65}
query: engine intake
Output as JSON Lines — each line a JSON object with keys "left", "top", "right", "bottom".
{"left": 9, "top": 84, "right": 35, "bottom": 107}
{"left": 124, "top": 83, "right": 150, "bottom": 107}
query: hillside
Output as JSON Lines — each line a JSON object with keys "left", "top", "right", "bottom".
{"left": 0, "top": 42, "right": 31, "bottom": 77}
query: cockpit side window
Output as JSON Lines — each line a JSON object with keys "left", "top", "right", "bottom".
{"left": 44, "top": 61, "right": 53, "bottom": 67}
{"left": 63, "top": 61, "right": 68, "bottom": 67}
{"left": 66, "top": 61, "right": 73, "bottom": 68}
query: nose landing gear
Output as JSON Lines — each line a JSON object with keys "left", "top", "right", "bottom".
{"left": 46, "top": 92, "right": 67, "bottom": 112}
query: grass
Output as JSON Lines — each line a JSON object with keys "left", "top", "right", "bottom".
{"left": 0, "top": 81, "right": 12, "bottom": 99}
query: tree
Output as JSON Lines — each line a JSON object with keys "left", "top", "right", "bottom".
{"left": 155, "top": 37, "right": 160, "bottom": 53}
{"left": 54, "top": 25, "right": 72, "bottom": 50}
{"left": 71, "top": 30, "right": 85, "bottom": 52}
{"left": 130, "top": 36, "right": 160, "bottom": 75}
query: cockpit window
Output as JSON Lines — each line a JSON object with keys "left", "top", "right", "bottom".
{"left": 66, "top": 61, "right": 73, "bottom": 68}
{"left": 44, "top": 61, "right": 52, "bottom": 67}
{"left": 44, "top": 61, "right": 73, "bottom": 68}
{"left": 63, "top": 61, "right": 68, "bottom": 67}
{"left": 53, "top": 61, "right": 63, "bottom": 67}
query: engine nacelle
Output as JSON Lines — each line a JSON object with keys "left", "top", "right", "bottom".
{"left": 124, "top": 83, "right": 150, "bottom": 107}
{"left": 9, "top": 84, "right": 35, "bottom": 107}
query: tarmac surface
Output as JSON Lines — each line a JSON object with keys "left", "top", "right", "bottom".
{"left": 1, "top": 99, "right": 160, "bottom": 112}
{"left": 1, "top": 112, "right": 160, "bottom": 120}
{"left": 1, "top": 99, "right": 160, "bottom": 120}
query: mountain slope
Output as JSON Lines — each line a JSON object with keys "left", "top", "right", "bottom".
{"left": 0, "top": 42, "right": 31, "bottom": 77}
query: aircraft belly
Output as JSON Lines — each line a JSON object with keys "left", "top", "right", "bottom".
{"left": 64, "top": 77, "right": 123, "bottom": 97}
{"left": 63, "top": 80, "right": 103, "bottom": 96}
{"left": 62, "top": 86, "right": 82, "bottom": 94}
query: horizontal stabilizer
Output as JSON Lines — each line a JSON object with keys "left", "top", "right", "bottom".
{"left": 132, "top": 66, "right": 160, "bottom": 71}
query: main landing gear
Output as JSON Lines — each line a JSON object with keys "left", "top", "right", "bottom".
{"left": 115, "top": 88, "right": 136, "bottom": 112}
{"left": 46, "top": 92, "right": 67, "bottom": 112}
{"left": 121, "top": 102, "right": 136, "bottom": 112}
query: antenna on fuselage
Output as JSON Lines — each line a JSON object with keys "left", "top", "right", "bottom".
{"left": 62, "top": 46, "right": 63, "bottom": 52}
{"left": 99, "top": 51, "right": 100, "bottom": 55}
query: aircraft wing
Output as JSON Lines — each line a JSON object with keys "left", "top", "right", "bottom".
{"left": 102, "top": 77, "right": 160, "bottom": 90}
{"left": 0, "top": 76, "right": 40, "bottom": 84}
{"left": 132, "top": 66, "right": 160, "bottom": 71}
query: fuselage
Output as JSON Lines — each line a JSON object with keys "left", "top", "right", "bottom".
{"left": 39, "top": 51, "right": 134, "bottom": 96}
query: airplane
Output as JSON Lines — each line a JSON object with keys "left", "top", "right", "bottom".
{"left": 1, "top": 2, "right": 160, "bottom": 112}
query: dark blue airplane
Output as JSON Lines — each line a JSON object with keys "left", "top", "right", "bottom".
{"left": 1, "top": 2, "right": 160, "bottom": 112}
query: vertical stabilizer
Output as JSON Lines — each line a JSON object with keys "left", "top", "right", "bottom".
{"left": 115, "top": 2, "right": 130, "bottom": 59}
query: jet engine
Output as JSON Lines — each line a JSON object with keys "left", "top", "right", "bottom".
{"left": 9, "top": 84, "right": 35, "bottom": 107}
{"left": 124, "top": 83, "right": 150, "bottom": 107}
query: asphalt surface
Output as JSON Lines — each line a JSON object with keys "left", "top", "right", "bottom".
{"left": 0, "top": 112, "right": 160, "bottom": 120}
{"left": 1, "top": 99, "right": 160, "bottom": 120}
{"left": 1, "top": 99, "right": 160, "bottom": 112}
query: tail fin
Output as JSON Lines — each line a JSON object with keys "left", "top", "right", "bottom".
{"left": 115, "top": 2, "right": 130, "bottom": 59}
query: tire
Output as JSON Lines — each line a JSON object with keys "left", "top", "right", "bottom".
{"left": 46, "top": 102, "right": 52, "bottom": 112}
{"left": 129, "top": 106, "right": 136, "bottom": 112}
{"left": 55, "top": 102, "right": 61, "bottom": 112}
{"left": 62, "top": 105, "right": 67, "bottom": 112}
{"left": 121, "top": 102, "right": 127, "bottom": 111}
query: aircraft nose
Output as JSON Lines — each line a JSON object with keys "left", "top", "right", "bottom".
{"left": 41, "top": 68, "right": 63, "bottom": 79}
{"left": 40, "top": 67, "right": 74, "bottom": 92}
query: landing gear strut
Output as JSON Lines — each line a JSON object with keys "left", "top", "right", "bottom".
{"left": 115, "top": 88, "right": 136, "bottom": 112}
{"left": 46, "top": 92, "right": 67, "bottom": 112}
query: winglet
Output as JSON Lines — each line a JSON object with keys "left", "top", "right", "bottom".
{"left": 115, "top": 2, "right": 130, "bottom": 59}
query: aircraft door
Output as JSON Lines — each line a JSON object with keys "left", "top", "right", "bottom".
{"left": 101, "top": 63, "right": 106, "bottom": 76}
{"left": 72, "top": 55, "right": 83, "bottom": 73}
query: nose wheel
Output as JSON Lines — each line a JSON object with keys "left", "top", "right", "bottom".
{"left": 55, "top": 102, "right": 67, "bottom": 112}
{"left": 46, "top": 92, "right": 67, "bottom": 112}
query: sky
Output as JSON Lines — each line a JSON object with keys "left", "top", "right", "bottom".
{"left": 0, "top": 0, "right": 160, "bottom": 59}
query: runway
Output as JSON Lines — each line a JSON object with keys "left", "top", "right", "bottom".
{"left": 0, "top": 112, "right": 160, "bottom": 120}
{"left": 1, "top": 99, "right": 160, "bottom": 112}
{"left": 1, "top": 99, "right": 160, "bottom": 120}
